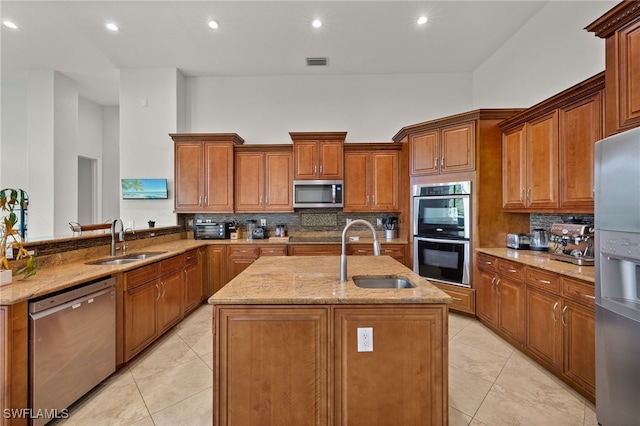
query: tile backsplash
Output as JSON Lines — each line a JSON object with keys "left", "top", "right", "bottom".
{"left": 530, "top": 213, "right": 594, "bottom": 231}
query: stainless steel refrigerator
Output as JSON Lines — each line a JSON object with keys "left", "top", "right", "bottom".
{"left": 594, "top": 126, "right": 640, "bottom": 425}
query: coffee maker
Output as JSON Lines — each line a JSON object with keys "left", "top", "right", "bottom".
{"left": 549, "top": 223, "right": 595, "bottom": 266}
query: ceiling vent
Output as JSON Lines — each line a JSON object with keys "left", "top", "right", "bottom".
{"left": 306, "top": 57, "right": 328, "bottom": 67}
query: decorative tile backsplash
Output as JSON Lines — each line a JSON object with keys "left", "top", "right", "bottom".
{"left": 530, "top": 213, "right": 594, "bottom": 231}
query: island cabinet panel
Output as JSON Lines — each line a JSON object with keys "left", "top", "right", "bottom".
{"left": 334, "top": 306, "right": 447, "bottom": 426}
{"left": 216, "top": 307, "right": 330, "bottom": 426}
{"left": 172, "top": 133, "right": 243, "bottom": 213}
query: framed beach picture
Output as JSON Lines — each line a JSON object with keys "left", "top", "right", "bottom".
{"left": 121, "top": 178, "right": 168, "bottom": 199}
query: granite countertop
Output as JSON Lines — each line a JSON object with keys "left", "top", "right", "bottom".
{"left": 0, "top": 239, "right": 208, "bottom": 306}
{"left": 476, "top": 247, "right": 595, "bottom": 283}
{"left": 208, "top": 255, "right": 452, "bottom": 305}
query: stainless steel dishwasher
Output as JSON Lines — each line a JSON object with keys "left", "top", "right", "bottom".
{"left": 29, "top": 277, "right": 116, "bottom": 426}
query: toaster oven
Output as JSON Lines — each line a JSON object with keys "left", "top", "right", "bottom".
{"left": 507, "top": 233, "right": 530, "bottom": 250}
{"left": 194, "top": 222, "right": 231, "bottom": 239}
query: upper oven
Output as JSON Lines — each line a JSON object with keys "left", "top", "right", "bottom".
{"left": 413, "top": 181, "right": 471, "bottom": 240}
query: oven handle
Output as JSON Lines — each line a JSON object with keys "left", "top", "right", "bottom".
{"left": 413, "top": 236, "right": 470, "bottom": 244}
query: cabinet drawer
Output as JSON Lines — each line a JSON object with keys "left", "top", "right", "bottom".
{"left": 350, "top": 244, "right": 405, "bottom": 258}
{"left": 288, "top": 244, "right": 342, "bottom": 256}
{"left": 160, "top": 255, "right": 184, "bottom": 275}
{"left": 184, "top": 249, "right": 198, "bottom": 265}
{"left": 496, "top": 259, "right": 525, "bottom": 280}
{"left": 125, "top": 263, "right": 159, "bottom": 290}
{"left": 562, "top": 278, "right": 595, "bottom": 308}
{"left": 477, "top": 253, "right": 497, "bottom": 272}
{"left": 259, "top": 245, "right": 288, "bottom": 256}
{"left": 526, "top": 268, "right": 561, "bottom": 294}
{"left": 433, "top": 282, "right": 475, "bottom": 315}
{"left": 228, "top": 246, "right": 260, "bottom": 258}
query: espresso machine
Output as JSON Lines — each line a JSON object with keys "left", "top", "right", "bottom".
{"left": 549, "top": 223, "right": 595, "bottom": 266}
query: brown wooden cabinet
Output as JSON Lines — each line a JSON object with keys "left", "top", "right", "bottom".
{"left": 288, "top": 244, "right": 342, "bottom": 256}
{"left": 226, "top": 244, "right": 287, "bottom": 281}
{"left": 207, "top": 245, "right": 227, "bottom": 296}
{"left": 215, "top": 306, "right": 330, "bottom": 426}
{"left": 124, "top": 255, "right": 186, "bottom": 361}
{"left": 290, "top": 132, "right": 346, "bottom": 180}
{"left": 235, "top": 146, "right": 294, "bottom": 212}
{"left": 587, "top": 2, "right": 640, "bottom": 135}
{"left": 343, "top": 144, "right": 400, "bottom": 212}
{"left": 184, "top": 249, "right": 203, "bottom": 314}
{"left": 407, "top": 122, "right": 475, "bottom": 176}
{"left": 334, "top": 306, "right": 447, "bottom": 425}
{"left": 349, "top": 243, "right": 405, "bottom": 265}
{"left": 214, "top": 304, "right": 447, "bottom": 426}
{"left": 171, "top": 134, "right": 244, "bottom": 213}
{"left": 500, "top": 73, "right": 605, "bottom": 213}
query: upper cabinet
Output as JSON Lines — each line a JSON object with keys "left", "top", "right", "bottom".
{"left": 235, "top": 145, "right": 294, "bottom": 213}
{"left": 290, "top": 132, "right": 346, "bottom": 180}
{"left": 171, "top": 133, "right": 244, "bottom": 213}
{"left": 587, "top": 1, "right": 640, "bottom": 136}
{"left": 499, "top": 73, "right": 605, "bottom": 213}
{"left": 343, "top": 144, "right": 400, "bottom": 212}
{"left": 406, "top": 122, "right": 475, "bottom": 176}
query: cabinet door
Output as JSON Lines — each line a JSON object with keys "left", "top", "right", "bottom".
{"left": 559, "top": 92, "right": 602, "bottom": 210}
{"left": 497, "top": 275, "right": 526, "bottom": 344}
{"left": 293, "top": 140, "right": 319, "bottom": 179}
{"left": 476, "top": 269, "right": 498, "bottom": 326}
{"left": 526, "top": 111, "right": 559, "bottom": 209}
{"left": 343, "top": 151, "right": 370, "bottom": 212}
{"left": 157, "top": 270, "right": 184, "bottom": 334}
{"left": 318, "top": 140, "right": 343, "bottom": 179}
{"left": 204, "top": 142, "right": 234, "bottom": 212}
{"left": 370, "top": 151, "right": 399, "bottom": 211}
{"left": 409, "top": 131, "right": 438, "bottom": 176}
{"left": 174, "top": 142, "right": 203, "bottom": 211}
{"left": 440, "top": 122, "right": 475, "bottom": 173}
{"left": 334, "top": 306, "right": 447, "bottom": 426}
{"left": 562, "top": 301, "right": 595, "bottom": 393}
{"left": 526, "top": 287, "right": 563, "bottom": 370}
{"left": 235, "top": 152, "right": 264, "bottom": 212}
{"left": 207, "top": 245, "right": 227, "bottom": 295}
{"left": 616, "top": 19, "right": 640, "bottom": 133}
{"left": 216, "top": 307, "right": 329, "bottom": 426}
{"left": 264, "top": 151, "right": 293, "bottom": 212}
{"left": 124, "top": 281, "right": 158, "bottom": 361}
{"left": 184, "top": 255, "right": 202, "bottom": 314}
{"left": 502, "top": 125, "right": 527, "bottom": 209}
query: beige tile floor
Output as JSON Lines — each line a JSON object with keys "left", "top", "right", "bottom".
{"left": 57, "top": 304, "right": 597, "bottom": 425}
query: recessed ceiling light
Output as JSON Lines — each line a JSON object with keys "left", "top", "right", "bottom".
{"left": 417, "top": 16, "right": 428, "bottom": 25}
{"left": 312, "top": 19, "right": 322, "bottom": 28}
{"left": 3, "top": 21, "right": 18, "bottom": 29}
{"left": 208, "top": 20, "right": 219, "bottom": 29}
{"left": 106, "top": 23, "right": 119, "bottom": 32}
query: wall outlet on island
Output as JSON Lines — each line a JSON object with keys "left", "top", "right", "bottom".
{"left": 357, "top": 327, "right": 373, "bottom": 352}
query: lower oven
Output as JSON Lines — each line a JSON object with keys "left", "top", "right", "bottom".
{"left": 413, "top": 237, "right": 471, "bottom": 287}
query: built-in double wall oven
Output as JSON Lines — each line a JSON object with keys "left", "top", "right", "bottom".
{"left": 413, "top": 181, "right": 471, "bottom": 287}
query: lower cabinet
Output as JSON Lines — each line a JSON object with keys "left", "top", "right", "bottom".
{"left": 184, "top": 249, "right": 203, "bottom": 314}
{"left": 288, "top": 244, "right": 342, "bottom": 256}
{"left": 226, "top": 245, "right": 287, "bottom": 282}
{"left": 124, "top": 254, "right": 194, "bottom": 362}
{"left": 477, "top": 252, "right": 595, "bottom": 401}
{"left": 431, "top": 281, "right": 476, "bottom": 315}
{"left": 348, "top": 243, "right": 406, "bottom": 266}
{"left": 207, "top": 245, "right": 227, "bottom": 296}
{"left": 214, "top": 304, "right": 448, "bottom": 426}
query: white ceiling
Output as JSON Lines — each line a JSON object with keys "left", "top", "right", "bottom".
{"left": 1, "top": 1, "right": 550, "bottom": 106}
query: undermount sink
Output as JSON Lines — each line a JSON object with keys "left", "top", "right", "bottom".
{"left": 86, "top": 251, "right": 166, "bottom": 265}
{"left": 352, "top": 275, "right": 415, "bottom": 289}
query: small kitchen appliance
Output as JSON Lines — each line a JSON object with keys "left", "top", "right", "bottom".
{"left": 252, "top": 226, "right": 267, "bottom": 239}
{"left": 549, "top": 222, "right": 594, "bottom": 266}
{"left": 193, "top": 221, "right": 231, "bottom": 239}
{"left": 530, "top": 228, "right": 549, "bottom": 251}
{"left": 507, "top": 233, "right": 530, "bottom": 249}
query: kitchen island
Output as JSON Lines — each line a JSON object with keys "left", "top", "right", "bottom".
{"left": 208, "top": 255, "right": 451, "bottom": 426}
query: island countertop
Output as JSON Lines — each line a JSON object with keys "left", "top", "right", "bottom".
{"left": 208, "top": 255, "right": 452, "bottom": 305}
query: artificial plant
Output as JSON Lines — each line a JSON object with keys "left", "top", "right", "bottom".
{"left": 0, "top": 188, "right": 38, "bottom": 279}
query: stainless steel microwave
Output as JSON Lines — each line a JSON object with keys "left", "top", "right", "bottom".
{"left": 293, "top": 180, "right": 343, "bottom": 208}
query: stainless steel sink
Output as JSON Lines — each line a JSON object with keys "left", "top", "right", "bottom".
{"left": 86, "top": 251, "right": 166, "bottom": 265}
{"left": 352, "top": 275, "right": 415, "bottom": 289}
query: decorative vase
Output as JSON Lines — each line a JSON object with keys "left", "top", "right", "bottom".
{"left": 0, "top": 269, "right": 12, "bottom": 286}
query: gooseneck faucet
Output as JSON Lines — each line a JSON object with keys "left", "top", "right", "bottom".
{"left": 110, "top": 219, "right": 123, "bottom": 256}
{"left": 340, "top": 219, "right": 381, "bottom": 282}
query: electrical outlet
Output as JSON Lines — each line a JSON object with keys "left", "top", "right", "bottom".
{"left": 376, "top": 218, "right": 383, "bottom": 226}
{"left": 346, "top": 218, "right": 352, "bottom": 225}
{"left": 260, "top": 218, "right": 266, "bottom": 226}
{"left": 357, "top": 327, "right": 373, "bottom": 352}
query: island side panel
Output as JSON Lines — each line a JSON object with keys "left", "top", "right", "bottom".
{"left": 334, "top": 305, "right": 448, "bottom": 426}
{"left": 214, "top": 305, "right": 330, "bottom": 426}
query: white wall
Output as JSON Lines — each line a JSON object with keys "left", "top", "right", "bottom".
{"left": 119, "top": 68, "right": 184, "bottom": 229}
{"left": 1, "top": 75, "right": 28, "bottom": 188}
{"left": 472, "top": 1, "right": 617, "bottom": 109}
{"left": 187, "top": 73, "right": 473, "bottom": 142}
{"left": 102, "top": 105, "right": 120, "bottom": 222}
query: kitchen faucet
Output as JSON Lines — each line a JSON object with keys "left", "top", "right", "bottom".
{"left": 110, "top": 219, "right": 135, "bottom": 256}
{"left": 340, "top": 219, "right": 381, "bottom": 282}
